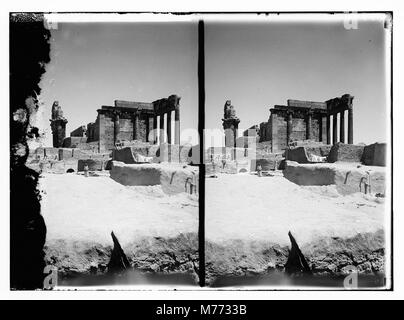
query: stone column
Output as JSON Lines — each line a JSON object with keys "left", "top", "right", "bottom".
{"left": 174, "top": 106, "right": 180, "bottom": 145}
{"left": 306, "top": 110, "right": 312, "bottom": 140}
{"left": 340, "top": 110, "right": 345, "bottom": 143}
{"left": 159, "top": 113, "right": 165, "bottom": 144}
{"left": 332, "top": 113, "right": 338, "bottom": 145}
{"left": 167, "top": 110, "right": 172, "bottom": 144}
{"left": 98, "top": 113, "right": 105, "bottom": 152}
{"left": 286, "top": 111, "right": 293, "bottom": 146}
{"left": 153, "top": 115, "right": 158, "bottom": 144}
{"left": 133, "top": 111, "right": 140, "bottom": 141}
{"left": 224, "top": 128, "right": 234, "bottom": 148}
{"left": 348, "top": 106, "right": 353, "bottom": 144}
{"left": 318, "top": 115, "right": 323, "bottom": 142}
{"left": 145, "top": 116, "right": 150, "bottom": 142}
{"left": 259, "top": 123, "right": 265, "bottom": 142}
{"left": 114, "top": 112, "right": 120, "bottom": 145}
{"left": 270, "top": 112, "right": 277, "bottom": 153}
{"left": 50, "top": 119, "right": 68, "bottom": 148}
{"left": 326, "top": 115, "right": 331, "bottom": 144}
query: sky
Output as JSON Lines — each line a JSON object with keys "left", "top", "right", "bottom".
{"left": 39, "top": 20, "right": 198, "bottom": 146}
{"left": 205, "top": 15, "right": 391, "bottom": 146}
{"left": 37, "top": 15, "right": 390, "bottom": 148}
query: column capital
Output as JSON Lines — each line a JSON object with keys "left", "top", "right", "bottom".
{"left": 131, "top": 110, "right": 141, "bottom": 118}
{"left": 112, "top": 110, "right": 121, "bottom": 119}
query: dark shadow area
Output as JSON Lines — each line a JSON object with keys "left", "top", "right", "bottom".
{"left": 58, "top": 269, "right": 197, "bottom": 288}
{"left": 10, "top": 13, "right": 50, "bottom": 289}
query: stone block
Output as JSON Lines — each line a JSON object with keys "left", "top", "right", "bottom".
{"left": 63, "top": 136, "right": 88, "bottom": 148}
{"left": 70, "top": 125, "right": 87, "bottom": 137}
{"left": 110, "top": 161, "right": 199, "bottom": 195}
{"left": 44, "top": 147, "right": 59, "bottom": 160}
{"left": 285, "top": 145, "right": 330, "bottom": 164}
{"left": 285, "top": 147, "right": 310, "bottom": 163}
{"left": 327, "top": 142, "right": 365, "bottom": 163}
{"left": 77, "top": 159, "right": 107, "bottom": 172}
{"left": 113, "top": 147, "right": 146, "bottom": 164}
{"left": 58, "top": 148, "right": 73, "bottom": 160}
{"left": 284, "top": 161, "right": 386, "bottom": 195}
{"left": 70, "top": 149, "right": 93, "bottom": 160}
{"left": 362, "top": 143, "right": 387, "bottom": 166}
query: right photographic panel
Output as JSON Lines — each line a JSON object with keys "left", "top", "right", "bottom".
{"left": 204, "top": 13, "right": 392, "bottom": 289}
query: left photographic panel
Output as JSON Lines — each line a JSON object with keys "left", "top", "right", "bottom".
{"left": 10, "top": 13, "right": 200, "bottom": 289}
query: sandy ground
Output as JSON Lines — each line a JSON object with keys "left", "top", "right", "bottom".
{"left": 39, "top": 172, "right": 198, "bottom": 247}
{"left": 206, "top": 172, "right": 386, "bottom": 246}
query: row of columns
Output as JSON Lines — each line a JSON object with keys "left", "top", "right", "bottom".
{"left": 155, "top": 107, "right": 180, "bottom": 145}
{"left": 286, "top": 107, "right": 353, "bottom": 146}
{"left": 326, "top": 107, "right": 353, "bottom": 145}
{"left": 113, "top": 108, "right": 180, "bottom": 145}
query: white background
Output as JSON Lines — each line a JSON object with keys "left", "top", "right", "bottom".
{"left": 0, "top": 0, "right": 402, "bottom": 300}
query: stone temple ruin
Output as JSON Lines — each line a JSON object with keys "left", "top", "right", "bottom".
{"left": 28, "top": 95, "right": 199, "bottom": 189}
{"left": 207, "top": 94, "right": 387, "bottom": 196}
{"left": 53, "top": 95, "right": 181, "bottom": 152}
{"left": 249, "top": 94, "right": 354, "bottom": 152}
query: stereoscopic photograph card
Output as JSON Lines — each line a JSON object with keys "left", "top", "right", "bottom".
{"left": 9, "top": 12, "right": 392, "bottom": 291}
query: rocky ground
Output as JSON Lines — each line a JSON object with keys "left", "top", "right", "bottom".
{"left": 39, "top": 172, "right": 199, "bottom": 286}
{"left": 38, "top": 168, "right": 389, "bottom": 288}
{"left": 205, "top": 172, "right": 389, "bottom": 288}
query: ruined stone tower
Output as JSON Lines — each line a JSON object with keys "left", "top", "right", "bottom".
{"left": 50, "top": 101, "right": 68, "bottom": 148}
{"left": 222, "top": 100, "right": 240, "bottom": 148}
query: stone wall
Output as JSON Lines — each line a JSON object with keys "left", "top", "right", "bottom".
{"left": 285, "top": 144, "right": 332, "bottom": 164}
{"left": 284, "top": 161, "right": 386, "bottom": 195}
{"left": 362, "top": 143, "right": 387, "bottom": 167}
{"left": 63, "top": 136, "right": 88, "bottom": 148}
{"left": 273, "top": 113, "right": 288, "bottom": 152}
{"left": 70, "top": 125, "right": 86, "bottom": 137}
{"left": 90, "top": 119, "right": 100, "bottom": 142}
{"left": 328, "top": 142, "right": 365, "bottom": 163}
{"left": 138, "top": 115, "right": 149, "bottom": 142}
{"left": 102, "top": 114, "right": 115, "bottom": 151}
{"left": 110, "top": 161, "right": 199, "bottom": 195}
{"left": 86, "top": 122, "right": 96, "bottom": 142}
{"left": 27, "top": 146, "right": 112, "bottom": 174}
{"left": 97, "top": 113, "right": 150, "bottom": 151}
{"left": 44, "top": 147, "right": 59, "bottom": 160}
{"left": 77, "top": 159, "right": 108, "bottom": 171}
{"left": 113, "top": 144, "right": 193, "bottom": 164}
{"left": 271, "top": 113, "right": 323, "bottom": 152}
{"left": 290, "top": 117, "right": 306, "bottom": 142}
{"left": 118, "top": 118, "right": 133, "bottom": 142}
{"left": 58, "top": 148, "right": 73, "bottom": 160}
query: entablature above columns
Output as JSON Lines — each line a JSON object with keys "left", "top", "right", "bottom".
{"left": 270, "top": 105, "right": 328, "bottom": 119}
